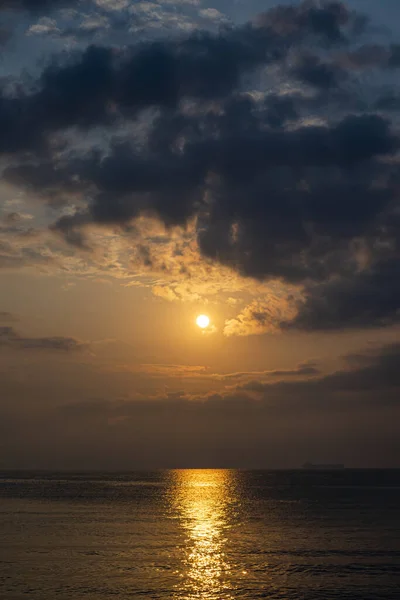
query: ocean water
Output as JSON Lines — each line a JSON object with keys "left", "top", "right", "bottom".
{"left": 0, "top": 470, "right": 399, "bottom": 600}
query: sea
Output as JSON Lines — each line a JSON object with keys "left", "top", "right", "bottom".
{"left": 0, "top": 470, "right": 399, "bottom": 600}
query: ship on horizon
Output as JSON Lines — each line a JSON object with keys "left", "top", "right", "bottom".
{"left": 302, "top": 462, "right": 345, "bottom": 470}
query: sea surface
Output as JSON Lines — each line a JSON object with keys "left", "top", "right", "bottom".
{"left": 0, "top": 470, "right": 399, "bottom": 599}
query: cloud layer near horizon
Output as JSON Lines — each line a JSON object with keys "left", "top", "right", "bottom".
{"left": 0, "top": 325, "right": 85, "bottom": 351}
{"left": 1, "top": 340, "right": 399, "bottom": 468}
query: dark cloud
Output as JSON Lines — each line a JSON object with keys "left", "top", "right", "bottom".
{"left": 239, "top": 342, "right": 400, "bottom": 397}
{"left": 214, "top": 361, "right": 321, "bottom": 381}
{"left": 1, "top": 340, "right": 399, "bottom": 469}
{"left": 375, "top": 93, "right": 400, "bottom": 111}
{"left": 263, "top": 93, "right": 298, "bottom": 128}
{"left": 289, "top": 255, "right": 400, "bottom": 330}
{"left": 1, "top": 1, "right": 400, "bottom": 331}
{"left": 0, "top": 26, "right": 12, "bottom": 45}
{"left": 0, "top": 1, "right": 362, "bottom": 156}
{"left": 59, "top": 343, "right": 400, "bottom": 416}
{"left": 387, "top": 44, "right": 400, "bottom": 68}
{"left": 341, "top": 44, "right": 390, "bottom": 69}
{"left": 36, "top": 45, "right": 116, "bottom": 130}
{"left": 264, "top": 362, "right": 321, "bottom": 378}
{"left": 39, "top": 341, "right": 398, "bottom": 468}
{"left": 0, "top": 46, "right": 115, "bottom": 156}
{"left": 315, "top": 41, "right": 400, "bottom": 72}
{"left": 0, "top": 0, "right": 77, "bottom": 12}
{"left": 47, "top": 111, "right": 396, "bottom": 237}
{"left": 1, "top": 24, "right": 283, "bottom": 154}
{"left": 196, "top": 113, "right": 397, "bottom": 285}
{"left": 0, "top": 326, "right": 85, "bottom": 351}
{"left": 291, "top": 54, "right": 346, "bottom": 88}
{"left": 257, "top": 1, "right": 353, "bottom": 43}
{"left": 0, "top": 311, "right": 18, "bottom": 322}
{"left": 317, "top": 341, "right": 400, "bottom": 392}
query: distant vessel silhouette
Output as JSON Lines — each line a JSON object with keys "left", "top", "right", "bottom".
{"left": 302, "top": 462, "right": 345, "bottom": 470}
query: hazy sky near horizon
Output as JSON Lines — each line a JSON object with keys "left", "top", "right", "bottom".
{"left": 1, "top": 0, "right": 400, "bottom": 469}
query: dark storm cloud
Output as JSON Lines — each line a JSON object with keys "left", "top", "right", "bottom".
{"left": 332, "top": 43, "right": 400, "bottom": 71}
{"left": 263, "top": 93, "right": 299, "bottom": 128}
{"left": 0, "top": 0, "right": 77, "bottom": 12}
{"left": 1, "top": 1, "right": 400, "bottom": 331}
{"left": 314, "top": 341, "right": 400, "bottom": 392}
{"left": 257, "top": 1, "right": 352, "bottom": 43}
{"left": 340, "top": 44, "right": 389, "bottom": 69}
{"left": 0, "top": 46, "right": 115, "bottom": 155}
{"left": 239, "top": 342, "right": 400, "bottom": 397}
{"left": 288, "top": 255, "right": 400, "bottom": 330}
{"left": 2, "top": 23, "right": 285, "bottom": 154}
{"left": 0, "top": 1, "right": 360, "bottom": 156}
{"left": 0, "top": 326, "right": 85, "bottom": 351}
{"left": 375, "top": 94, "right": 400, "bottom": 111}
{"left": 0, "top": 26, "right": 12, "bottom": 45}
{"left": 196, "top": 112, "right": 397, "bottom": 284}
{"left": 47, "top": 111, "right": 396, "bottom": 236}
{"left": 291, "top": 54, "right": 346, "bottom": 88}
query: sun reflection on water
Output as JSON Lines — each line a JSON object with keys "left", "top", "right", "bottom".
{"left": 169, "top": 470, "right": 238, "bottom": 600}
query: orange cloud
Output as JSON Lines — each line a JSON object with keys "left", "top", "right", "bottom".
{"left": 223, "top": 295, "right": 299, "bottom": 337}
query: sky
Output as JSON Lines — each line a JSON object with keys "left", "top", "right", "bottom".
{"left": 0, "top": 0, "right": 400, "bottom": 469}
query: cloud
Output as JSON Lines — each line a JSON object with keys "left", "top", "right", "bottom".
{"left": 1, "top": 341, "right": 399, "bottom": 468}
{"left": 107, "top": 360, "right": 322, "bottom": 386}
{"left": 199, "top": 8, "right": 227, "bottom": 22}
{"left": 263, "top": 361, "right": 321, "bottom": 378}
{"left": 27, "top": 16, "right": 60, "bottom": 35}
{"left": 1, "top": 26, "right": 275, "bottom": 153}
{"left": 42, "top": 110, "right": 397, "bottom": 297}
{"left": 224, "top": 295, "right": 298, "bottom": 336}
{"left": 237, "top": 342, "right": 400, "bottom": 397}
{"left": 0, "top": 311, "right": 18, "bottom": 322}
{"left": 288, "top": 252, "right": 400, "bottom": 330}
{"left": 0, "top": 26, "right": 12, "bottom": 45}
{"left": 0, "top": 1, "right": 361, "bottom": 156}
{"left": 128, "top": 363, "right": 209, "bottom": 377}
{"left": 0, "top": 325, "right": 86, "bottom": 351}
{"left": 1, "top": 1, "right": 400, "bottom": 331}
{"left": 208, "top": 361, "right": 322, "bottom": 383}
{"left": 291, "top": 54, "right": 347, "bottom": 89}
{"left": 0, "top": 0, "right": 78, "bottom": 12}
{"left": 42, "top": 340, "right": 398, "bottom": 468}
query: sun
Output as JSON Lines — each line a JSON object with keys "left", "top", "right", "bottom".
{"left": 196, "top": 314, "right": 210, "bottom": 329}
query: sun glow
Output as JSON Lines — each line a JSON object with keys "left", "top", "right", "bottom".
{"left": 196, "top": 314, "right": 210, "bottom": 329}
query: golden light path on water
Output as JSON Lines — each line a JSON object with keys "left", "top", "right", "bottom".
{"left": 169, "top": 470, "right": 239, "bottom": 600}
